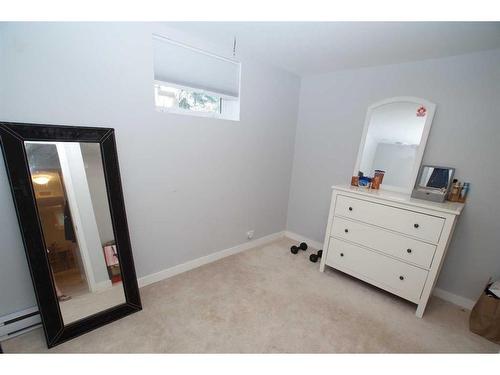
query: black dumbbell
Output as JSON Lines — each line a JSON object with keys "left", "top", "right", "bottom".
{"left": 309, "top": 250, "right": 323, "bottom": 263}
{"left": 290, "top": 242, "right": 308, "bottom": 254}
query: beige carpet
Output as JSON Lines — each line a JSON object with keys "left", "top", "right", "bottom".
{"left": 59, "top": 283, "right": 125, "bottom": 324}
{"left": 3, "top": 237, "right": 498, "bottom": 353}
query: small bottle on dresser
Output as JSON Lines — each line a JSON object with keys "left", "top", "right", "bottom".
{"left": 458, "top": 182, "right": 470, "bottom": 203}
{"left": 448, "top": 179, "right": 460, "bottom": 202}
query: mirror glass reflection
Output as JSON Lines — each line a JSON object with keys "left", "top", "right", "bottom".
{"left": 418, "top": 166, "right": 453, "bottom": 190}
{"left": 358, "top": 101, "right": 428, "bottom": 190}
{"left": 25, "top": 141, "right": 125, "bottom": 324}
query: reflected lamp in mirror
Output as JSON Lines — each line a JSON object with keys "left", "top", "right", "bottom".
{"left": 354, "top": 97, "right": 436, "bottom": 194}
{"left": 411, "top": 165, "right": 455, "bottom": 203}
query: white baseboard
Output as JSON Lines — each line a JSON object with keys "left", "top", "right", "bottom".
{"left": 433, "top": 287, "right": 476, "bottom": 310}
{"left": 283, "top": 230, "right": 323, "bottom": 250}
{"left": 138, "top": 231, "right": 285, "bottom": 288}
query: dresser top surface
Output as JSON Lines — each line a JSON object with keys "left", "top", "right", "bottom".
{"left": 332, "top": 185, "right": 464, "bottom": 215}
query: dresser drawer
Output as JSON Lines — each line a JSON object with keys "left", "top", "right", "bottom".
{"left": 325, "top": 238, "right": 428, "bottom": 303}
{"left": 334, "top": 195, "right": 445, "bottom": 243}
{"left": 331, "top": 217, "right": 436, "bottom": 269}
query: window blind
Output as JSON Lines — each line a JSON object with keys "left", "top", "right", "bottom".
{"left": 153, "top": 35, "right": 240, "bottom": 99}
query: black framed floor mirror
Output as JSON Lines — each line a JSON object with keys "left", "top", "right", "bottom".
{"left": 0, "top": 122, "right": 141, "bottom": 348}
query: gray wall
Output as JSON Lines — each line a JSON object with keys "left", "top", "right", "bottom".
{"left": 0, "top": 23, "right": 300, "bottom": 316}
{"left": 287, "top": 49, "right": 500, "bottom": 301}
{"left": 0, "top": 152, "right": 38, "bottom": 316}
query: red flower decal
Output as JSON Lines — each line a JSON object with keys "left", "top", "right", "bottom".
{"left": 416, "top": 106, "right": 427, "bottom": 117}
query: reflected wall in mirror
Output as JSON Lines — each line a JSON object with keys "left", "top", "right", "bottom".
{"left": 25, "top": 141, "right": 125, "bottom": 324}
{"left": 354, "top": 97, "right": 436, "bottom": 193}
{"left": 0, "top": 122, "right": 141, "bottom": 348}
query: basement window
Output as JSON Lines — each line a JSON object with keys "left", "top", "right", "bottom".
{"left": 153, "top": 35, "right": 241, "bottom": 121}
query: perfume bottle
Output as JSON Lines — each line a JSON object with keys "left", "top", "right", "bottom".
{"left": 448, "top": 179, "right": 460, "bottom": 202}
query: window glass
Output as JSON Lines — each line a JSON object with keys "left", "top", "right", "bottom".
{"left": 154, "top": 83, "right": 221, "bottom": 115}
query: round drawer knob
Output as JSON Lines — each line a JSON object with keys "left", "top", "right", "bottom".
{"left": 399, "top": 275, "right": 405, "bottom": 281}
{"left": 407, "top": 248, "right": 412, "bottom": 253}
{"left": 414, "top": 223, "right": 419, "bottom": 229}
{"left": 340, "top": 253, "right": 344, "bottom": 257}
{"left": 348, "top": 207, "right": 353, "bottom": 211}
{"left": 344, "top": 229, "right": 349, "bottom": 233}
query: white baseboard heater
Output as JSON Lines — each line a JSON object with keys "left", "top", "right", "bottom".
{"left": 0, "top": 306, "right": 41, "bottom": 342}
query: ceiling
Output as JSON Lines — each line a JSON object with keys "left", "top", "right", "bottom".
{"left": 168, "top": 22, "right": 500, "bottom": 76}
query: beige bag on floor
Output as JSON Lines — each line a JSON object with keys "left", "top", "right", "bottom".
{"left": 469, "top": 287, "right": 500, "bottom": 345}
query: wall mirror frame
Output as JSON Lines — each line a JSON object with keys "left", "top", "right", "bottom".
{"left": 0, "top": 122, "right": 141, "bottom": 348}
{"left": 353, "top": 96, "right": 436, "bottom": 194}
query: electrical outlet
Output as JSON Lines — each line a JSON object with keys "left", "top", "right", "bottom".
{"left": 247, "top": 230, "right": 254, "bottom": 240}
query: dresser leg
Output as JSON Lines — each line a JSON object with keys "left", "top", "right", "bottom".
{"left": 319, "top": 255, "right": 327, "bottom": 272}
{"left": 415, "top": 302, "right": 426, "bottom": 318}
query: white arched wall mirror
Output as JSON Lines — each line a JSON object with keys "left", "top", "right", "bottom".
{"left": 353, "top": 97, "right": 436, "bottom": 194}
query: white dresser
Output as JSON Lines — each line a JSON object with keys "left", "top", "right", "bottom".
{"left": 320, "top": 185, "right": 464, "bottom": 317}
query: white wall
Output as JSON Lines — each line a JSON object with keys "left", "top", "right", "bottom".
{"left": 287, "top": 48, "right": 500, "bottom": 301}
{"left": 0, "top": 22, "right": 300, "bottom": 316}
